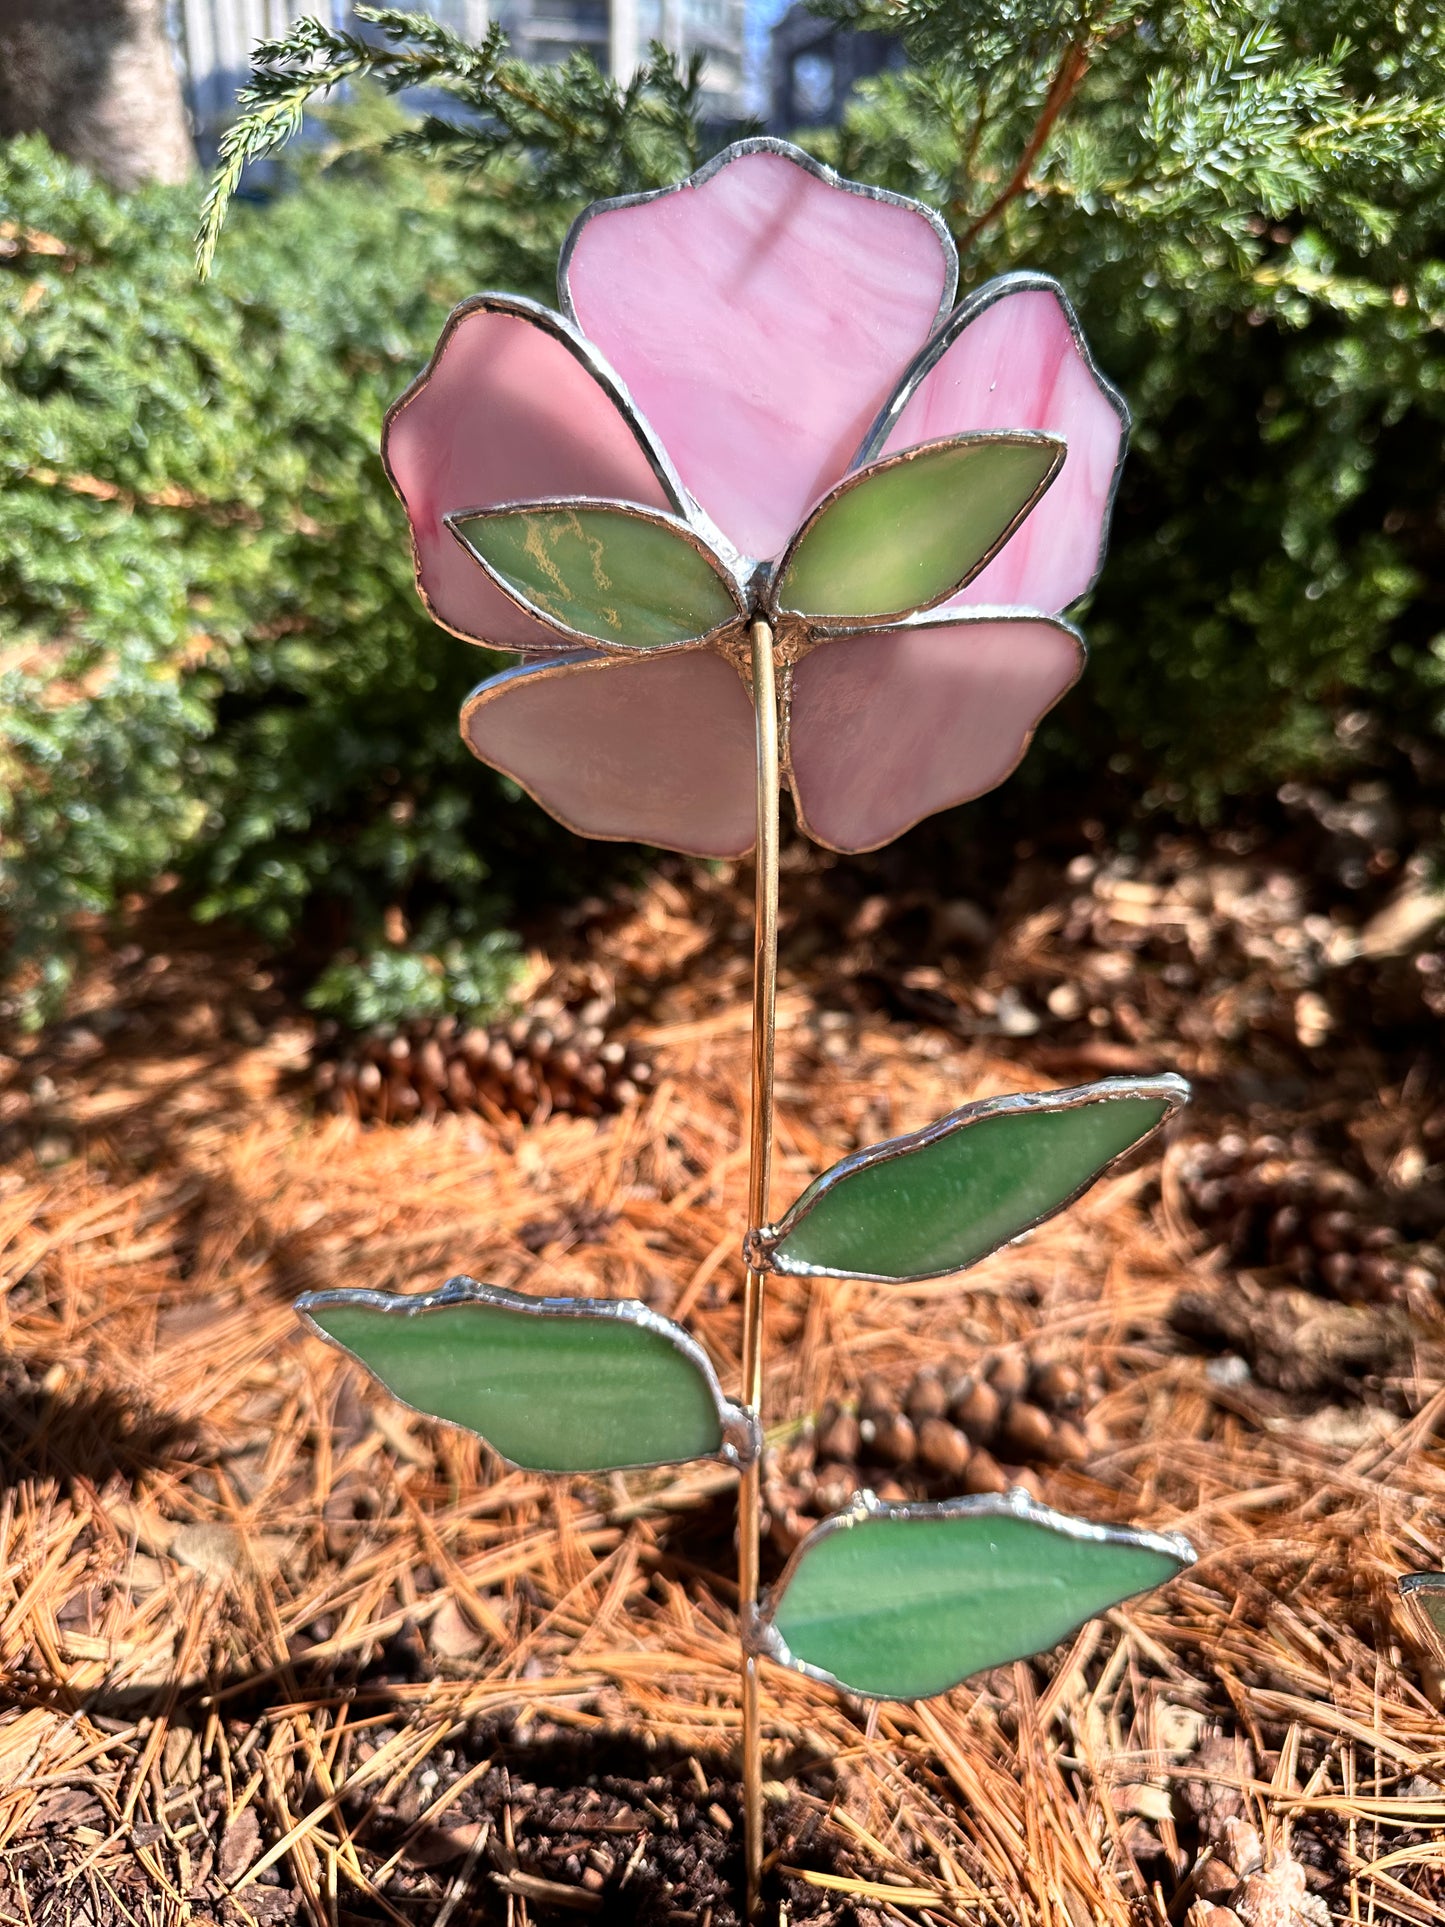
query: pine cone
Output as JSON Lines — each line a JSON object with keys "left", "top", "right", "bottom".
{"left": 1177, "top": 1130, "right": 1437, "bottom": 1304}
{"left": 771, "top": 1347, "right": 1103, "bottom": 1538}
{"left": 312, "top": 995, "right": 654, "bottom": 1125}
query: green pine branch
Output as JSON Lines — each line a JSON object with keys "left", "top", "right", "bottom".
{"left": 820, "top": 0, "right": 1445, "bottom": 285}
{"left": 197, "top": 5, "right": 705, "bottom": 279}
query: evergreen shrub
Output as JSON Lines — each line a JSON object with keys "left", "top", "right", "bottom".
{"left": 3, "top": 0, "right": 1444, "bottom": 1025}
{"left": 822, "top": 0, "right": 1445, "bottom": 817}
{"left": 0, "top": 135, "right": 576, "bottom": 1027}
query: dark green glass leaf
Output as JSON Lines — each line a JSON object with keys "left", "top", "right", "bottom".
{"left": 760, "top": 1075, "right": 1188, "bottom": 1282}
{"left": 1399, "top": 1574, "right": 1445, "bottom": 1663}
{"left": 757, "top": 1492, "right": 1195, "bottom": 1701}
{"left": 774, "top": 433, "right": 1064, "bottom": 622}
{"left": 448, "top": 501, "right": 741, "bottom": 648}
{"left": 297, "top": 1278, "right": 754, "bottom": 1473}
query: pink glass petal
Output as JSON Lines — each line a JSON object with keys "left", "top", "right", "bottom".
{"left": 870, "top": 277, "right": 1127, "bottom": 613}
{"left": 385, "top": 298, "right": 676, "bottom": 652}
{"left": 461, "top": 650, "right": 757, "bottom": 857}
{"left": 786, "top": 617, "right": 1083, "bottom": 852}
{"left": 562, "top": 143, "right": 955, "bottom": 561}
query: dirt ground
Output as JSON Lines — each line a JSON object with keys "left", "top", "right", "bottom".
{"left": 2, "top": 817, "right": 1444, "bottom": 1926}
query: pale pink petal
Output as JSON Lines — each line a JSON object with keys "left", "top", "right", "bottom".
{"left": 385, "top": 297, "right": 678, "bottom": 652}
{"left": 867, "top": 276, "right": 1127, "bottom": 613}
{"left": 562, "top": 141, "right": 956, "bottom": 561}
{"left": 786, "top": 615, "right": 1084, "bottom": 852}
{"left": 461, "top": 650, "right": 756, "bottom": 857}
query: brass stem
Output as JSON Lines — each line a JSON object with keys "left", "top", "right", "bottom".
{"left": 740, "top": 614, "right": 780, "bottom": 1923}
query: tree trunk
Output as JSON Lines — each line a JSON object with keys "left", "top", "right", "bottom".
{"left": 0, "top": 0, "right": 195, "bottom": 190}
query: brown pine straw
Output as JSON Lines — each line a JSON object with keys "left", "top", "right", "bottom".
{"left": 2, "top": 893, "right": 1444, "bottom": 1924}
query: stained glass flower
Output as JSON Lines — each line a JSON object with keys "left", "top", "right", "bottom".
{"left": 383, "top": 139, "right": 1128, "bottom": 857}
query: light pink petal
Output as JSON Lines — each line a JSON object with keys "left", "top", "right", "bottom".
{"left": 867, "top": 276, "right": 1127, "bottom": 613}
{"left": 385, "top": 296, "right": 679, "bottom": 652}
{"left": 786, "top": 615, "right": 1084, "bottom": 852}
{"left": 461, "top": 649, "right": 756, "bottom": 857}
{"left": 562, "top": 141, "right": 956, "bottom": 561}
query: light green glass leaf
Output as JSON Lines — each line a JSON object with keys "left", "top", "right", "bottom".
{"left": 448, "top": 500, "right": 742, "bottom": 648}
{"left": 756, "top": 1491, "right": 1195, "bottom": 1701}
{"left": 1399, "top": 1574, "right": 1445, "bottom": 1664}
{"left": 296, "top": 1277, "right": 756, "bottom": 1473}
{"left": 774, "top": 432, "right": 1064, "bottom": 622}
{"left": 757, "top": 1074, "right": 1188, "bottom": 1282}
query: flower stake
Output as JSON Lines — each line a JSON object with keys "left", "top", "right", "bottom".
{"left": 298, "top": 140, "right": 1198, "bottom": 1921}
{"left": 1399, "top": 1572, "right": 1445, "bottom": 1666}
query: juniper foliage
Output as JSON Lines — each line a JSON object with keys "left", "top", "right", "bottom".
{"left": 197, "top": 5, "right": 706, "bottom": 277}
{"left": 817, "top": 0, "right": 1445, "bottom": 810}
{"left": 0, "top": 135, "right": 594, "bottom": 1028}
{"left": 3, "top": 0, "right": 1443, "bottom": 1029}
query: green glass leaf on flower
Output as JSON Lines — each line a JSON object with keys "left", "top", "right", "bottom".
{"left": 1399, "top": 1574, "right": 1445, "bottom": 1664}
{"left": 448, "top": 500, "right": 742, "bottom": 648}
{"left": 758, "top": 1075, "right": 1189, "bottom": 1282}
{"left": 754, "top": 1491, "right": 1195, "bottom": 1701}
{"left": 296, "top": 1277, "right": 756, "bottom": 1473}
{"left": 774, "top": 432, "right": 1065, "bottom": 623}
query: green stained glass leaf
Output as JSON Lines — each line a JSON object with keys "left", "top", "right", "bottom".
{"left": 447, "top": 500, "right": 742, "bottom": 649}
{"left": 1399, "top": 1574, "right": 1445, "bottom": 1664}
{"left": 296, "top": 1277, "right": 756, "bottom": 1473}
{"left": 755, "top": 1491, "right": 1195, "bottom": 1702}
{"left": 774, "top": 433, "right": 1064, "bottom": 623}
{"left": 758, "top": 1075, "right": 1188, "bottom": 1283}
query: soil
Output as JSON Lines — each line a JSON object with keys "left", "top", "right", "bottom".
{"left": 18, "top": 1725, "right": 863, "bottom": 1927}
{"left": 2, "top": 805, "right": 1444, "bottom": 1926}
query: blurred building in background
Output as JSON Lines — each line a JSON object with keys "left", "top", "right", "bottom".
{"left": 169, "top": 0, "right": 746, "bottom": 153}
{"left": 501, "top": 0, "right": 746, "bottom": 122}
{"left": 766, "top": 1, "right": 892, "bottom": 129}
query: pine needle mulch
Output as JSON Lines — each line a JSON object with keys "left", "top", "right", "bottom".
{"left": 2, "top": 877, "right": 1445, "bottom": 1927}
